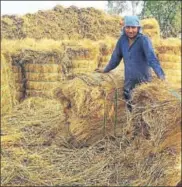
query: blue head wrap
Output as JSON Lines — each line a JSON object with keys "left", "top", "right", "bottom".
{"left": 121, "top": 15, "right": 142, "bottom": 35}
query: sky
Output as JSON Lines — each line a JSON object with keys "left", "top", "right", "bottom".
{"left": 1, "top": 1, "right": 108, "bottom": 15}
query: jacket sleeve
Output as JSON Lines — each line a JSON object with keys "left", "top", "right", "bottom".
{"left": 104, "top": 37, "right": 123, "bottom": 73}
{"left": 142, "top": 36, "right": 165, "bottom": 80}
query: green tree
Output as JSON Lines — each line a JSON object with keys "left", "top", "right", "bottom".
{"left": 107, "top": 1, "right": 143, "bottom": 16}
{"left": 140, "top": 1, "right": 181, "bottom": 38}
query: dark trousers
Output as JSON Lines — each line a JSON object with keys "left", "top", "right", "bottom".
{"left": 123, "top": 79, "right": 141, "bottom": 112}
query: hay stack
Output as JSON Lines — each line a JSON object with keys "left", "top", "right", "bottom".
{"left": 1, "top": 53, "right": 19, "bottom": 116}
{"left": 1, "top": 80, "right": 180, "bottom": 186}
{"left": 54, "top": 72, "right": 126, "bottom": 146}
{"left": 141, "top": 18, "right": 160, "bottom": 41}
{"left": 154, "top": 38, "right": 181, "bottom": 89}
{"left": 1, "top": 6, "right": 121, "bottom": 40}
{"left": 128, "top": 80, "right": 181, "bottom": 186}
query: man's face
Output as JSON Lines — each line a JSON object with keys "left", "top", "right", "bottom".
{"left": 125, "top": 26, "right": 139, "bottom": 39}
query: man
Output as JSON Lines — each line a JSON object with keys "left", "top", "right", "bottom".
{"left": 95, "top": 16, "right": 165, "bottom": 111}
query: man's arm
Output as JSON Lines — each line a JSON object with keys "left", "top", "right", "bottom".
{"left": 95, "top": 38, "right": 123, "bottom": 73}
{"left": 142, "top": 36, "right": 165, "bottom": 80}
{"left": 104, "top": 38, "right": 123, "bottom": 73}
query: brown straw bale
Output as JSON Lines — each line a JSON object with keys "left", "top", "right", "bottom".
{"left": 72, "top": 60, "right": 97, "bottom": 69}
{"left": 15, "top": 91, "right": 24, "bottom": 101}
{"left": 26, "top": 90, "right": 54, "bottom": 98}
{"left": 155, "top": 38, "right": 181, "bottom": 55}
{"left": 13, "top": 72, "right": 23, "bottom": 82}
{"left": 128, "top": 80, "right": 181, "bottom": 186}
{"left": 141, "top": 18, "right": 160, "bottom": 40}
{"left": 26, "top": 81, "right": 60, "bottom": 90}
{"left": 165, "top": 69, "right": 181, "bottom": 78}
{"left": 157, "top": 54, "right": 180, "bottom": 63}
{"left": 53, "top": 72, "right": 125, "bottom": 145}
{"left": 12, "top": 65, "right": 21, "bottom": 73}
{"left": 142, "top": 28, "right": 160, "bottom": 40}
{"left": 25, "top": 64, "right": 62, "bottom": 73}
{"left": 26, "top": 72, "right": 64, "bottom": 82}
{"left": 160, "top": 61, "right": 181, "bottom": 70}
{"left": 15, "top": 83, "right": 24, "bottom": 92}
{"left": 1, "top": 53, "right": 19, "bottom": 115}
{"left": 141, "top": 18, "right": 160, "bottom": 30}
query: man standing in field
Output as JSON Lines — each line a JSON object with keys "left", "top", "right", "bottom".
{"left": 95, "top": 16, "right": 165, "bottom": 111}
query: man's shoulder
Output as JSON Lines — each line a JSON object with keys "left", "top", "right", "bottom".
{"left": 139, "top": 33, "right": 150, "bottom": 41}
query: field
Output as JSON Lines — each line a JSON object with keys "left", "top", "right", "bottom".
{"left": 1, "top": 5, "right": 181, "bottom": 186}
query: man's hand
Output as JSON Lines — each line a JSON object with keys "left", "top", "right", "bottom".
{"left": 94, "top": 68, "right": 105, "bottom": 73}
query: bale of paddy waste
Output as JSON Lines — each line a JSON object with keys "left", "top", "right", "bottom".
{"left": 154, "top": 38, "right": 181, "bottom": 89}
{"left": 141, "top": 18, "right": 160, "bottom": 41}
{"left": 1, "top": 79, "right": 181, "bottom": 186}
{"left": 127, "top": 80, "right": 181, "bottom": 186}
{"left": 53, "top": 72, "right": 126, "bottom": 146}
{"left": 1, "top": 53, "right": 19, "bottom": 116}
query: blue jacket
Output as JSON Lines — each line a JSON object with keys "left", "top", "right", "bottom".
{"left": 104, "top": 33, "right": 165, "bottom": 84}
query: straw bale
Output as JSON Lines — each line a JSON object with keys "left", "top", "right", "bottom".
{"left": 157, "top": 54, "right": 180, "bottom": 63}
{"left": 13, "top": 72, "right": 23, "bottom": 82}
{"left": 142, "top": 28, "right": 160, "bottom": 40}
{"left": 166, "top": 75, "right": 181, "bottom": 83}
{"left": 26, "top": 90, "right": 54, "bottom": 98}
{"left": 15, "top": 91, "right": 24, "bottom": 101}
{"left": 12, "top": 65, "right": 21, "bottom": 73}
{"left": 1, "top": 86, "right": 12, "bottom": 116}
{"left": 98, "top": 42, "right": 115, "bottom": 56}
{"left": 160, "top": 61, "right": 181, "bottom": 70}
{"left": 26, "top": 81, "right": 60, "bottom": 90}
{"left": 72, "top": 68, "right": 94, "bottom": 74}
{"left": 141, "top": 18, "right": 160, "bottom": 40}
{"left": 25, "top": 64, "right": 62, "bottom": 73}
{"left": 141, "top": 18, "right": 160, "bottom": 30}
{"left": 72, "top": 60, "right": 97, "bottom": 69}
{"left": 155, "top": 38, "right": 181, "bottom": 55}
{"left": 15, "top": 83, "right": 24, "bottom": 92}
{"left": 129, "top": 81, "right": 181, "bottom": 185}
{"left": 53, "top": 72, "right": 125, "bottom": 145}
{"left": 66, "top": 44, "right": 99, "bottom": 61}
{"left": 165, "top": 69, "right": 181, "bottom": 77}
{"left": 1, "top": 53, "right": 18, "bottom": 116}
{"left": 26, "top": 72, "right": 63, "bottom": 81}
{"left": 165, "top": 76, "right": 181, "bottom": 89}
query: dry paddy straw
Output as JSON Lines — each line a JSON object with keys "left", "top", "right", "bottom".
{"left": 1, "top": 79, "right": 181, "bottom": 186}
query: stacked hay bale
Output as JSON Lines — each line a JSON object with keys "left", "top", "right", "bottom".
{"left": 65, "top": 40, "right": 99, "bottom": 75}
{"left": 155, "top": 38, "right": 181, "bottom": 89}
{"left": 54, "top": 72, "right": 126, "bottom": 146}
{"left": 1, "top": 53, "right": 19, "bottom": 116}
{"left": 97, "top": 38, "right": 116, "bottom": 69}
{"left": 141, "top": 18, "right": 160, "bottom": 41}
{"left": 12, "top": 64, "right": 25, "bottom": 101}
{"left": 17, "top": 49, "right": 70, "bottom": 98}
